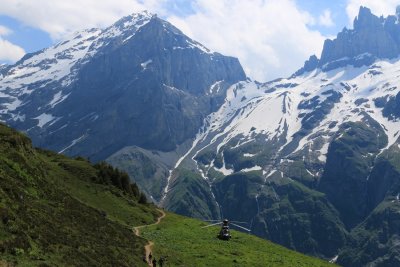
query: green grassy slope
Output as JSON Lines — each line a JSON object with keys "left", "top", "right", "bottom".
{"left": 141, "top": 212, "right": 336, "bottom": 266}
{"left": 0, "top": 124, "right": 158, "bottom": 266}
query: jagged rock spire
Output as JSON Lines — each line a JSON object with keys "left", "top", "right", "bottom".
{"left": 296, "top": 6, "right": 400, "bottom": 75}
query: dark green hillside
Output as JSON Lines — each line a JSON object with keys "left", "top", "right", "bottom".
{"left": 338, "top": 145, "right": 400, "bottom": 267}
{"left": 163, "top": 169, "right": 221, "bottom": 220}
{"left": 339, "top": 200, "right": 400, "bottom": 267}
{"left": 0, "top": 123, "right": 158, "bottom": 266}
{"left": 319, "top": 121, "right": 387, "bottom": 228}
{"left": 213, "top": 172, "right": 348, "bottom": 258}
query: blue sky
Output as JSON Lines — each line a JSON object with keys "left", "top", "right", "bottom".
{"left": 0, "top": 0, "right": 399, "bottom": 81}
{"left": 298, "top": 0, "right": 348, "bottom": 34}
{"left": 0, "top": 15, "right": 52, "bottom": 54}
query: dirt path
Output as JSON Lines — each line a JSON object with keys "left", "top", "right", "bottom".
{"left": 134, "top": 209, "right": 166, "bottom": 266}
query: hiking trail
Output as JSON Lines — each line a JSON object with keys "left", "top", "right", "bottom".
{"left": 134, "top": 209, "right": 166, "bottom": 266}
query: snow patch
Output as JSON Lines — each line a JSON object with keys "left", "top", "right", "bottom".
{"left": 35, "top": 113, "right": 56, "bottom": 128}
{"left": 49, "top": 91, "right": 70, "bottom": 108}
{"left": 58, "top": 135, "right": 87, "bottom": 154}
{"left": 186, "top": 39, "right": 212, "bottom": 54}
{"left": 306, "top": 169, "right": 315, "bottom": 177}
{"left": 318, "top": 141, "right": 330, "bottom": 162}
{"left": 141, "top": 59, "right": 152, "bottom": 69}
{"left": 240, "top": 166, "right": 262, "bottom": 172}
{"left": 329, "top": 255, "right": 339, "bottom": 264}
{"left": 6, "top": 98, "right": 22, "bottom": 111}
{"left": 209, "top": 80, "right": 223, "bottom": 94}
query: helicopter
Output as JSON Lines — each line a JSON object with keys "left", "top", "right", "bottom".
{"left": 201, "top": 219, "right": 251, "bottom": 240}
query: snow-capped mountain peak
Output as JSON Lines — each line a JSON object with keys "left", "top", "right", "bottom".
{"left": 0, "top": 27, "right": 102, "bottom": 115}
{"left": 3, "top": 28, "right": 100, "bottom": 88}
{"left": 0, "top": 11, "right": 158, "bottom": 118}
{"left": 88, "top": 10, "right": 154, "bottom": 49}
{"left": 295, "top": 6, "right": 400, "bottom": 76}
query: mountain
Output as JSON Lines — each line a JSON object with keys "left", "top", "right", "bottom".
{"left": 154, "top": 6, "right": 400, "bottom": 264}
{"left": 0, "top": 123, "right": 332, "bottom": 266}
{"left": 0, "top": 12, "right": 244, "bottom": 158}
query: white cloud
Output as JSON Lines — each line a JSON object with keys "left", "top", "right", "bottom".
{"left": 319, "top": 9, "right": 334, "bottom": 27}
{"left": 0, "top": 24, "right": 25, "bottom": 62}
{"left": 346, "top": 0, "right": 400, "bottom": 25}
{"left": 0, "top": 0, "right": 167, "bottom": 40}
{"left": 0, "top": 38, "right": 25, "bottom": 62}
{"left": 0, "top": 0, "right": 328, "bottom": 81}
{"left": 0, "top": 25, "right": 12, "bottom": 36}
{"left": 168, "top": 0, "right": 327, "bottom": 81}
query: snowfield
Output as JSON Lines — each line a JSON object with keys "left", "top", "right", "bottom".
{"left": 161, "top": 56, "right": 400, "bottom": 205}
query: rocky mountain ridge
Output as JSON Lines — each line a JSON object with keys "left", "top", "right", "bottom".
{"left": 297, "top": 6, "right": 400, "bottom": 74}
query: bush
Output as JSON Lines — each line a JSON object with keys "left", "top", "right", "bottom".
{"left": 94, "top": 162, "right": 143, "bottom": 201}
{"left": 139, "top": 193, "right": 147, "bottom": 204}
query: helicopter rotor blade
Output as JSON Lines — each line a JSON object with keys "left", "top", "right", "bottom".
{"left": 201, "top": 222, "right": 222, "bottom": 228}
{"left": 230, "top": 223, "right": 251, "bottom": 232}
{"left": 230, "top": 221, "right": 248, "bottom": 224}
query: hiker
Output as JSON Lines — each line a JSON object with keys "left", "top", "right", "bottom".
{"left": 148, "top": 252, "right": 152, "bottom": 262}
{"left": 152, "top": 258, "right": 157, "bottom": 267}
{"left": 159, "top": 256, "right": 165, "bottom": 267}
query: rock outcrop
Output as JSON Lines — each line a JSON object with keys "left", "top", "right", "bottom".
{"left": 297, "top": 6, "right": 400, "bottom": 74}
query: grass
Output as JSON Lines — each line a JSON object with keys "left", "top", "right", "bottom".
{"left": 44, "top": 156, "right": 159, "bottom": 227}
{"left": 140, "top": 212, "right": 336, "bottom": 266}
{"left": 0, "top": 123, "right": 157, "bottom": 266}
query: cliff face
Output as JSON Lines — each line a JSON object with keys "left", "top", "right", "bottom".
{"left": 0, "top": 12, "right": 246, "bottom": 161}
